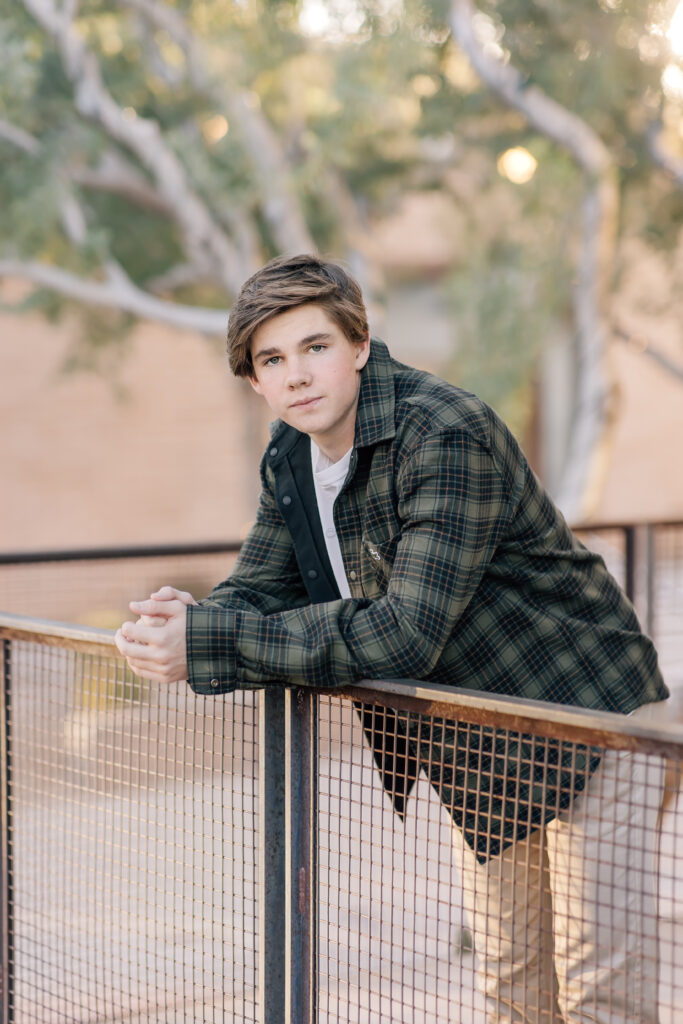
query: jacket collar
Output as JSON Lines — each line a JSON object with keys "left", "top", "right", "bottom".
{"left": 267, "top": 338, "right": 396, "bottom": 463}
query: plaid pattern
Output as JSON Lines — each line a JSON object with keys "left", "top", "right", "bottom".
{"left": 187, "top": 339, "right": 666, "bottom": 714}
{"left": 186, "top": 340, "right": 667, "bottom": 857}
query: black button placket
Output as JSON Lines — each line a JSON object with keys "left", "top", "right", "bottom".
{"left": 334, "top": 448, "right": 361, "bottom": 594}
{"left": 270, "top": 441, "right": 340, "bottom": 604}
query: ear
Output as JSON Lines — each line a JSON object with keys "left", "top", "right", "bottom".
{"left": 355, "top": 332, "right": 371, "bottom": 370}
{"left": 248, "top": 374, "right": 264, "bottom": 396}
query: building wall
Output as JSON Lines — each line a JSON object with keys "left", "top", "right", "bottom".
{"left": 2, "top": 297, "right": 264, "bottom": 552}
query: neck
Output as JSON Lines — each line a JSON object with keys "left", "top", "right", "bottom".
{"left": 313, "top": 433, "right": 353, "bottom": 464}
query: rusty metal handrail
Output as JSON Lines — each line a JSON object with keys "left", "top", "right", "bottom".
{"left": 2, "top": 612, "right": 683, "bottom": 1023}
{"left": 2, "top": 612, "right": 682, "bottom": 756}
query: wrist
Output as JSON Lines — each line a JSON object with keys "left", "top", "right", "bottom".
{"left": 185, "top": 603, "right": 238, "bottom": 695}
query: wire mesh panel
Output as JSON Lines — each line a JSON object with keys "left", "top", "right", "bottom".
{"left": 316, "top": 696, "right": 482, "bottom": 1022}
{"left": 317, "top": 693, "right": 683, "bottom": 1024}
{"left": 3, "top": 635, "right": 258, "bottom": 1023}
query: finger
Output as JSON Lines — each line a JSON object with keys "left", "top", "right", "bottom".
{"left": 116, "top": 633, "right": 150, "bottom": 661}
{"left": 130, "top": 598, "right": 187, "bottom": 618}
{"left": 130, "top": 599, "right": 173, "bottom": 617}
{"left": 119, "top": 619, "right": 158, "bottom": 647}
{"left": 145, "top": 587, "right": 177, "bottom": 601}
{"left": 150, "top": 587, "right": 197, "bottom": 605}
{"left": 139, "top": 614, "right": 167, "bottom": 627}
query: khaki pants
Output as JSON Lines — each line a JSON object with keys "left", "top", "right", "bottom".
{"left": 453, "top": 701, "right": 667, "bottom": 1023}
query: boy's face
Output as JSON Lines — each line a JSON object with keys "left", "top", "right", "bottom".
{"left": 248, "top": 303, "right": 370, "bottom": 462}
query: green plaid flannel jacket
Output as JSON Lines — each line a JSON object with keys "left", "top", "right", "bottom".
{"left": 186, "top": 339, "right": 667, "bottom": 858}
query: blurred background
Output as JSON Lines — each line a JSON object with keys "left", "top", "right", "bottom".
{"left": 1, "top": 0, "right": 682, "bottom": 553}
{"left": 2, "top": 11, "right": 683, "bottom": 1020}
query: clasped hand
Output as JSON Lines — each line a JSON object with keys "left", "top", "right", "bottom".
{"left": 114, "top": 586, "right": 197, "bottom": 684}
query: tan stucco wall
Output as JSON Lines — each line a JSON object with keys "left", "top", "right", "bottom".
{"left": 590, "top": 335, "right": 683, "bottom": 524}
{"left": 2, "top": 295, "right": 265, "bottom": 551}
{"left": 2, "top": 253, "right": 682, "bottom": 556}
{"left": 589, "top": 236, "right": 683, "bottom": 525}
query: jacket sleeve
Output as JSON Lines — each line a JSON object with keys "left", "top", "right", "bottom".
{"left": 186, "top": 459, "right": 310, "bottom": 693}
{"left": 186, "top": 429, "right": 516, "bottom": 695}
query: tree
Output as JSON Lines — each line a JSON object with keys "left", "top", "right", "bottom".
{"left": 1, "top": 0, "right": 682, "bottom": 517}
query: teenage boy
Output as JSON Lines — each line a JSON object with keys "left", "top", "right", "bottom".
{"left": 116, "top": 254, "right": 668, "bottom": 1023}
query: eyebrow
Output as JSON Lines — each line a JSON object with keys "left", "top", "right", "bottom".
{"left": 252, "top": 331, "right": 333, "bottom": 364}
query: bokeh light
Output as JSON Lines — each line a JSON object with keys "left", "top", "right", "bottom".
{"left": 497, "top": 146, "right": 538, "bottom": 184}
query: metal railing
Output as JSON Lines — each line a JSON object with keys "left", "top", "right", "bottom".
{"left": 1, "top": 612, "right": 683, "bottom": 1023}
{"left": 572, "top": 522, "right": 683, "bottom": 687}
{"left": 1, "top": 521, "right": 681, "bottom": 683}
{"left": 0, "top": 542, "right": 241, "bottom": 627}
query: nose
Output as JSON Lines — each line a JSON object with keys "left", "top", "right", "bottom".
{"left": 285, "top": 357, "right": 311, "bottom": 389}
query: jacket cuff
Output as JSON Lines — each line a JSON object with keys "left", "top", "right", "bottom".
{"left": 186, "top": 603, "right": 238, "bottom": 696}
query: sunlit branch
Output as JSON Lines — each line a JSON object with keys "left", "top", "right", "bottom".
{"left": 614, "top": 325, "right": 683, "bottom": 384}
{"left": 646, "top": 123, "right": 683, "bottom": 187}
{"left": 0, "top": 119, "right": 41, "bottom": 155}
{"left": 117, "top": 0, "right": 316, "bottom": 255}
{"left": 21, "top": 0, "right": 245, "bottom": 295}
{"left": 69, "top": 151, "right": 171, "bottom": 214}
{"left": 0, "top": 260, "right": 229, "bottom": 334}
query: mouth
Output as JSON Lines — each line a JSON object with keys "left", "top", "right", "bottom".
{"left": 289, "top": 396, "right": 322, "bottom": 409}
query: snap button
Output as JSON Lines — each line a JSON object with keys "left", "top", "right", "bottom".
{"left": 307, "top": 569, "right": 318, "bottom": 580}
{"left": 269, "top": 446, "right": 278, "bottom": 457}
{"left": 349, "top": 570, "right": 357, "bottom": 580}
{"left": 282, "top": 495, "right": 292, "bottom": 506}
{"left": 210, "top": 678, "right": 219, "bottom": 688}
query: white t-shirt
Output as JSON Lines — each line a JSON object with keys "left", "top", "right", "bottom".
{"left": 310, "top": 439, "right": 353, "bottom": 599}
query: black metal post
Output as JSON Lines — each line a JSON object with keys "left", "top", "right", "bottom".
{"left": 259, "top": 686, "right": 287, "bottom": 1024}
{"left": 624, "top": 525, "right": 656, "bottom": 639}
{"left": 259, "top": 685, "right": 318, "bottom": 1024}
{"left": 624, "top": 525, "right": 636, "bottom": 605}
{"left": 286, "top": 688, "right": 317, "bottom": 1024}
{"left": 0, "top": 639, "right": 13, "bottom": 1023}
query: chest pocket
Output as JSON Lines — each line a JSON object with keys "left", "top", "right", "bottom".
{"left": 360, "top": 534, "right": 399, "bottom": 599}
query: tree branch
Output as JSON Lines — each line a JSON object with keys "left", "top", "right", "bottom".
{"left": 145, "top": 263, "right": 205, "bottom": 295}
{"left": 646, "top": 122, "right": 683, "bottom": 187}
{"left": 449, "top": 3, "right": 613, "bottom": 179}
{"left": 0, "top": 260, "right": 228, "bottom": 334}
{"left": 117, "top": 0, "right": 316, "bottom": 255}
{"left": 0, "top": 117, "right": 92, "bottom": 244}
{"left": 0, "top": 118, "right": 41, "bottom": 155}
{"left": 449, "top": 0, "right": 619, "bottom": 521}
{"left": 614, "top": 325, "right": 683, "bottom": 384}
{"left": 21, "top": 0, "right": 246, "bottom": 294}
{"left": 69, "top": 150, "right": 171, "bottom": 213}
{"left": 0, "top": 116, "right": 173, "bottom": 217}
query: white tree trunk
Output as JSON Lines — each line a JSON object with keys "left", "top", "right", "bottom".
{"left": 450, "top": 0, "right": 619, "bottom": 522}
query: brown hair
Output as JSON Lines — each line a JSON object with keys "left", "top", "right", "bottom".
{"left": 227, "top": 254, "right": 369, "bottom": 377}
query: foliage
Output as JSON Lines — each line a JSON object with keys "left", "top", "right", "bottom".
{"left": 0, "top": 0, "right": 681, "bottom": 430}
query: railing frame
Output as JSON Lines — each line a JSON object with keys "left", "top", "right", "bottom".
{"left": 1, "top": 611, "right": 683, "bottom": 1024}
{"left": 258, "top": 686, "right": 317, "bottom": 1024}
{"left": 2, "top": 519, "right": 677, "bottom": 647}
{"left": 0, "top": 639, "right": 11, "bottom": 1022}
